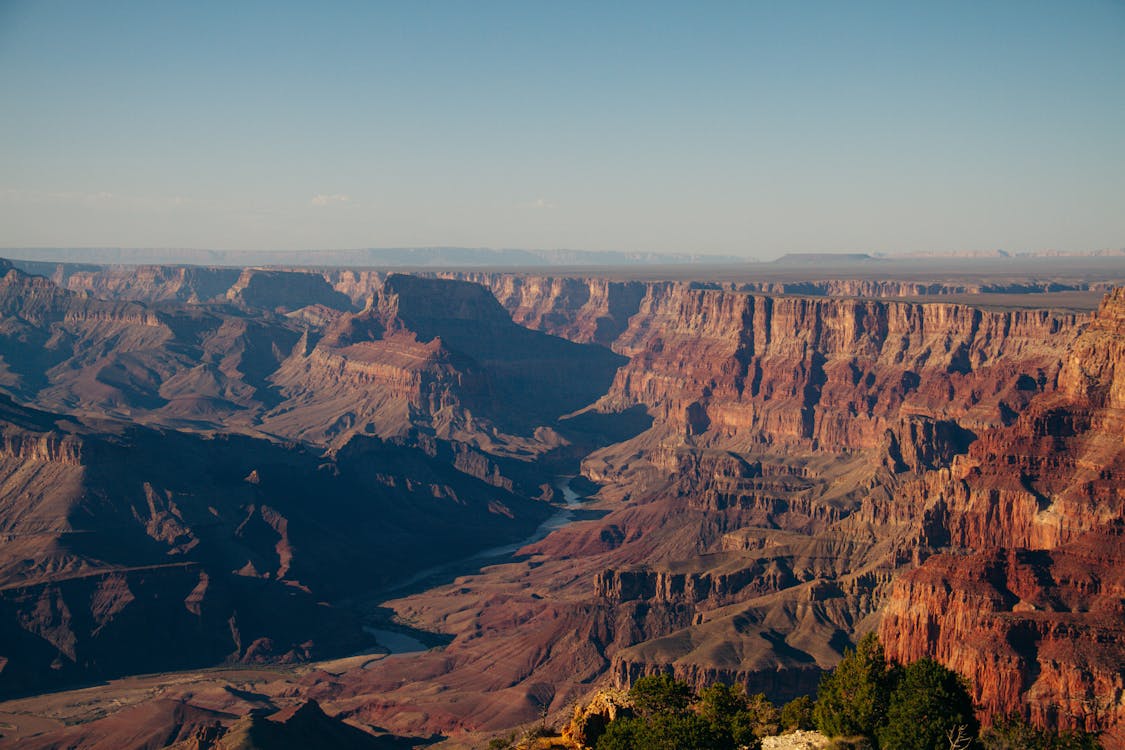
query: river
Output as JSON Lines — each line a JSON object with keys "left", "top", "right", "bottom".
{"left": 365, "top": 476, "right": 586, "bottom": 655}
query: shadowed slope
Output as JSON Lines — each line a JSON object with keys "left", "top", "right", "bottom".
{"left": 0, "top": 394, "right": 551, "bottom": 698}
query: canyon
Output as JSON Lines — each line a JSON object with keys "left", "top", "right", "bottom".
{"left": 0, "top": 256, "right": 1121, "bottom": 748}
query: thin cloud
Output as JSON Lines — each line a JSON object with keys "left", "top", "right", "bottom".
{"left": 2, "top": 188, "right": 116, "bottom": 203}
{"left": 0, "top": 188, "right": 186, "bottom": 209}
{"left": 529, "top": 198, "right": 554, "bottom": 209}
{"left": 311, "top": 193, "right": 352, "bottom": 207}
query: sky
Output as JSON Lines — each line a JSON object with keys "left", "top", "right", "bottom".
{"left": 1, "top": 1, "right": 1123, "bottom": 259}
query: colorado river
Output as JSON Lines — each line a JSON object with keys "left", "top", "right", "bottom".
{"left": 361, "top": 626, "right": 429, "bottom": 655}
{"left": 367, "top": 477, "right": 587, "bottom": 654}
{"left": 466, "top": 476, "right": 584, "bottom": 559}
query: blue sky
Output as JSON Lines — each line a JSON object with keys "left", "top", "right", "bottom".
{"left": 1, "top": 1, "right": 1123, "bottom": 258}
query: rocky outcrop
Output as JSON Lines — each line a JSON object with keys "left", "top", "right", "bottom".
{"left": 436, "top": 273, "right": 649, "bottom": 346}
{"left": 33, "top": 263, "right": 242, "bottom": 304}
{"left": 0, "top": 268, "right": 163, "bottom": 328}
{"left": 724, "top": 278, "right": 1122, "bottom": 298}
{"left": 1058, "top": 287, "right": 1125, "bottom": 409}
{"left": 0, "top": 266, "right": 307, "bottom": 419}
{"left": 190, "top": 699, "right": 390, "bottom": 750}
{"left": 0, "top": 260, "right": 1117, "bottom": 743}
{"left": 226, "top": 269, "right": 354, "bottom": 312}
{"left": 317, "top": 282, "right": 1098, "bottom": 740}
{"left": 0, "top": 562, "right": 367, "bottom": 696}
{"left": 0, "top": 431, "right": 82, "bottom": 466}
{"left": 329, "top": 269, "right": 387, "bottom": 306}
{"left": 881, "top": 287, "right": 1125, "bottom": 735}
{"left": 761, "top": 730, "right": 832, "bottom": 750}
{"left": 0, "top": 263, "right": 1093, "bottom": 463}
{"left": 264, "top": 274, "right": 625, "bottom": 450}
{"left": 881, "top": 416, "right": 976, "bottom": 474}
{"left": 594, "top": 558, "right": 797, "bottom": 607}
{"left": 10, "top": 260, "right": 1120, "bottom": 322}
{"left": 561, "top": 688, "right": 635, "bottom": 749}
{"left": 880, "top": 531, "right": 1125, "bottom": 734}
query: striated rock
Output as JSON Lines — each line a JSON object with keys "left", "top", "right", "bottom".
{"left": 881, "top": 416, "right": 975, "bottom": 474}
{"left": 0, "top": 265, "right": 303, "bottom": 422}
{"left": 1058, "top": 286, "right": 1125, "bottom": 409}
{"left": 880, "top": 531, "right": 1125, "bottom": 734}
{"left": 598, "top": 289, "right": 1078, "bottom": 453}
{"left": 0, "top": 259, "right": 1120, "bottom": 744}
{"left": 264, "top": 274, "right": 625, "bottom": 450}
{"left": 437, "top": 273, "right": 649, "bottom": 347}
{"left": 196, "top": 699, "right": 390, "bottom": 749}
{"left": 0, "top": 267, "right": 626, "bottom": 473}
{"left": 881, "top": 286, "right": 1125, "bottom": 735}
{"left": 317, "top": 284, "right": 1099, "bottom": 740}
{"left": 4, "top": 698, "right": 238, "bottom": 750}
{"left": 53, "top": 264, "right": 242, "bottom": 304}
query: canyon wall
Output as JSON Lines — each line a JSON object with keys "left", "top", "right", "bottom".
{"left": 263, "top": 274, "right": 626, "bottom": 451}
{"left": 0, "top": 394, "right": 554, "bottom": 697}
{"left": 2, "top": 258, "right": 1121, "bottom": 741}
{"left": 880, "top": 287, "right": 1125, "bottom": 738}
{"left": 0, "top": 263, "right": 1091, "bottom": 462}
{"left": 605, "top": 289, "right": 1076, "bottom": 445}
{"left": 334, "top": 286, "right": 1113, "bottom": 740}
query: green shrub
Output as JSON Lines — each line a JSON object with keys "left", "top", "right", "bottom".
{"left": 628, "top": 673, "right": 694, "bottom": 716}
{"left": 876, "top": 657, "right": 978, "bottom": 750}
{"left": 825, "top": 738, "right": 876, "bottom": 750}
{"left": 780, "top": 695, "right": 816, "bottom": 731}
{"left": 487, "top": 733, "right": 515, "bottom": 750}
{"left": 594, "top": 716, "right": 646, "bottom": 750}
{"left": 813, "top": 633, "right": 895, "bottom": 739}
{"left": 594, "top": 712, "right": 730, "bottom": 750}
{"left": 981, "top": 711, "right": 1102, "bottom": 750}
{"left": 644, "top": 713, "right": 729, "bottom": 750}
{"left": 697, "top": 682, "right": 771, "bottom": 746}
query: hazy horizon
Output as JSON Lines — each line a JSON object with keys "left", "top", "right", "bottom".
{"left": 2, "top": 2, "right": 1123, "bottom": 258}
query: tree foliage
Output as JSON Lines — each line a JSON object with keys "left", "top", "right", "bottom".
{"left": 591, "top": 637, "right": 1100, "bottom": 750}
{"left": 981, "top": 712, "right": 1102, "bottom": 750}
{"left": 629, "top": 673, "right": 695, "bottom": 716}
{"left": 781, "top": 695, "right": 816, "bottom": 731}
{"left": 697, "top": 682, "right": 777, "bottom": 746}
{"left": 595, "top": 676, "right": 762, "bottom": 750}
{"left": 813, "top": 632, "right": 895, "bottom": 738}
{"left": 595, "top": 712, "right": 730, "bottom": 750}
{"left": 875, "top": 657, "right": 978, "bottom": 750}
{"left": 594, "top": 717, "right": 646, "bottom": 750}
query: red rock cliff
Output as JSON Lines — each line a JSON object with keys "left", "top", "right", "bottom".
{"left": 881, "top": 287, "right": 1125, "bottom": 738}
{"left": 596, "top": 286, "right": 1079, "bottom": 455}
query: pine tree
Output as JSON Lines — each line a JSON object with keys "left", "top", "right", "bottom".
{"left": 813, "top": 632, "right": 895, "bottom": 739}
{"left": 876, "top": 658, "right": 978, "bottom": 750}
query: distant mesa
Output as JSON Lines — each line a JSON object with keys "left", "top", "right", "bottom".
{"left": 0, "top": 246, "right": 746, "bottom": 268}
{"left": 771, "top": 252, "right": 875, "bottom": 264}
{"left": 226, "top": 268, "right": 355, "bottom": 312}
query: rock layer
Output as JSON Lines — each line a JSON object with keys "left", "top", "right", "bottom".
{"left": 881, "top": 287, "right": 1125, "bottom": 737}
